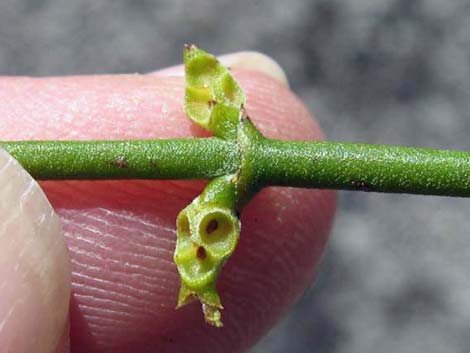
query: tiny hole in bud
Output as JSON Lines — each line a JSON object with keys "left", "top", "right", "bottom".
{"left": 197, "top": 246, "right": 207, "bottom": 260}
{"left": 199, "top": 211, "right": 235, "bottom": 246}
{"left": 206, "top": 219, "right": 219, "bottom": 235}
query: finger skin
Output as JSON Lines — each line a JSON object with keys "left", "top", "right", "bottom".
{"left": 0, "top": 71, "right": 336, "bottom": 353}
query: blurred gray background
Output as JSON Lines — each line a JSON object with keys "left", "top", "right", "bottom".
{"left": 2, "top": 1, "right": 470, "bottom": 352}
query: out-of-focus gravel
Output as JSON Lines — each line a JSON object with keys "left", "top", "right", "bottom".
{"left": 2, "top": 1, "right": 470, "bottom": 352}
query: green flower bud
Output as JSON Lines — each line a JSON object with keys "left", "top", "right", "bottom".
{"left": 174, "top": 175, "right": 240, "bottom": 327}
{"left": 184, "top": 44, "right": 245, "bottom": 139}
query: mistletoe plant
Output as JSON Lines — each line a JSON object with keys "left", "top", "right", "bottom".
{"left": 3, "top": 45, "right": 470, "bottom": 327}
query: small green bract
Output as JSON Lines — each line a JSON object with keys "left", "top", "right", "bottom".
{"left": 183, "top": 44, "right": 245, "bottom": 139}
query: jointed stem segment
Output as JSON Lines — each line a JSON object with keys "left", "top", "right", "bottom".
{"left": 1, "top": 138, "right": 239, "bottom": 180}
{"left": 254, "top": 139, "right": 470, "bottom": 197}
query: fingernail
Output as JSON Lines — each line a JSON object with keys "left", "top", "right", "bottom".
{"left": 219, "top": 51, "right": 289, "bottom": 87}
{"left": 0, "top": 148, "right": 70, "bottom": 353}
{"left": 152, "top": 51, "right": 289, "bottom": 86}
{"left": 53, "top": 321, "right": 70, "bottom": 353}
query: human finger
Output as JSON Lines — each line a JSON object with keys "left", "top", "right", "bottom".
{"left": 0, "top": 54, "right": 336, "bottom": 353}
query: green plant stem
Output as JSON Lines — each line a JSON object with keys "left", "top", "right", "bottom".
{"left": 2, "top": 138, "right": 470, "bottom": 197}
{"left": 0, "top": 139, "right": 239, "bottom": 180}
{"left": 257, "top": 139, "right": 470, "bottom": 196}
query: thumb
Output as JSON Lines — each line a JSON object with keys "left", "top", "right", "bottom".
{"left": 0, "top": 148, "right": 71, "bottom": 353}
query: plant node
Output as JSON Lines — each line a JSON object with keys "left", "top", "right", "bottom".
{"left": 173, "top": 46, "right": 266, "bottom": 326}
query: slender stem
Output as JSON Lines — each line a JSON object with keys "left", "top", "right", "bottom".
{"left": 1, "top": 139, "right": 239, "bottom": 180}
{"left": 3, "top": 138, "right": 470, "bottom": 197}
{"left": 257, "top": 139, "right": 470, "bottom": 197}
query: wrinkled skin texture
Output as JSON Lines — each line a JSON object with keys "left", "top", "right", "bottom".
{"left": 0, "top": 70, "right": 336, "bottom": 353}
